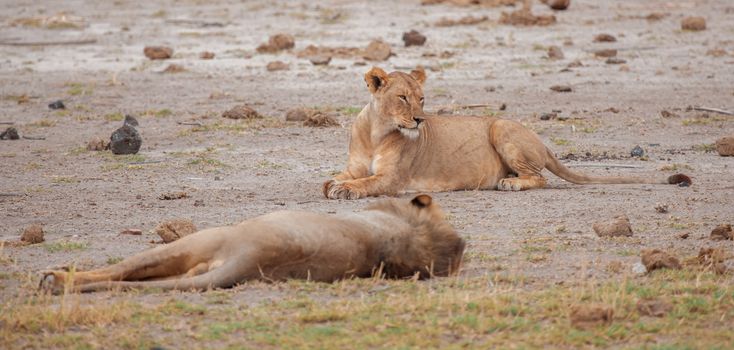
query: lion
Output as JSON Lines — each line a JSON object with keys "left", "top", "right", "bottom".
{"left": 39, "top": 194, "right": 465, "bottom": 294}
{"left": 323, "top": 67, "right": 691, "bottom": 199}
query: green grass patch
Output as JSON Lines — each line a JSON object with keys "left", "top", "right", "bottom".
{"left": 43, "top": 241, "right": 88, "bottom": 253}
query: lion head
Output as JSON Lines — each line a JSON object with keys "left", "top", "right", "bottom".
{"left": 364, "top": 66, "right": 427, "bottom": 139}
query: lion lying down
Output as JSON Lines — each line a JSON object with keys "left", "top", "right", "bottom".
{"left": 323, "top": 66, "right": 691, "bottom": 199}
{"left": 39, "top": 195, "right": 465, "bottom": 293}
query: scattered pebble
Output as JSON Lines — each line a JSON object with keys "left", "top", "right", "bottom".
{"left": 540, "top": 112, "right": 557, "bottom": 120}
{"left": 363, "top": 40, "right": 392, "bottom": 61}
{"left": 48, "top": 100, "right": 65, "bottom": 110}
{"left": 143, "top": 46, "right": 173, "bottom": 60}
{"left": 677, "top": 232, "right": 690, "bottom": 239}
{"left": 630, "top": 145, "right": 644, "bottom": 157}
{"left": 120, "top": 229, "right": 142, "bottom": 235}
{"left": 547, "top": 46, "right": 564, "bottom": 59}
{"left": 594, "top": 49, "right": 617, "bottom": 58}
{"left": 21, "top": 224, "right": 45, "bottom": 244}
{"left": 304, "top": 112, "right": 339, "bottom": 127}
{"left": 162, "top": 64, "right": 186, "bottom": 73}
{"left": 569, "top": 305, "right": 613, "bottom": 328}
{"left": 636, "top": 299, "right": 672, "bottom": 317}
{"left": 0, "top": 127, "right": 20, "bottom": 140}
{"left": 194, "top": 199, "right": 205, "bottom": 207}
{"left": 710, "top": 224, "right": 733, "bottom": 241}
{"left": 402, "top": 30, "right": 426, "bottom": 47}
{"left": 500, "top": 7, "right": 556, "bottom": 26}
{"left": 266, "top": 61, "right": 289, "bottom": 71}
{"left": 606, "top": 57, "right": 626, "bottom": 64}
{"left": 86, "top": 137, "right": 109, "bottom": 151}
{"left": 632, "top": 262, "right": 648, "bottom": 275}
{"left": 660, "top": 110, "right": 680, "bottom": 118}
{"left": 200, "top": 51, "right": 215, "bottom": 59}
{"left": 257, "top": 33, "right": 295, "bottom": 53}
{"left": 641, "top": 249, "right": 681, "bottom": 271}
{"left": 435, "top": 15, "right": 488, "bottom": 27}
{"left": 593, "top": 33, "right": 617, "bottom": 42}
{"left": 159, "top": 191, "right": 188, "bottom": 200}
{"left": 681, "top": 16, "right": 706, "bottom": 31}
{"left": 110, "top": 124, "right": 142, "bottom": 155}
{"left": 715, "top": 136, "right": 734, "bottom": 156}
{"left": 550, "top": 85, "right": 572, "bottom": 92}
{"left": 309, "top": 55, "right": 332, "bottom": 66}
{"left": 593, "top": 215, "right": 633, "bottom": 237}
{"left": 547, "top": 0, "right": 570, "bottom": 10}
{"left": 567, "top": 60, "right": 583, "bottom": 68}
{"left": 222, "top": 105, "right": 260, "bottom": 119}
{"left": 654, "top": 203, "right": 669, "bottom": 213}
{"left": 154, "top": 219, "right": 197, "bottom": 243}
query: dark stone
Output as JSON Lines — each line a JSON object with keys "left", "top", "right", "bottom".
{"left": 48, "top": 100, "right": 65, "bottom": 110}
{"left": 630, "top": 145, "right": 644, "bottom": 157}
{"left": 110, "top": 124, "right": 142, "bottom": 155}
{"left": 402, "top": 30, "right": 427, "bottom": 47}
{"left": 0, "top": 127, "right": 20, "bottom": 140}
{"left": 124, "top": 114, "right": 139, "bottom": 127}
{"left": 540, "top": 112, "right": 557, "bottom": 120}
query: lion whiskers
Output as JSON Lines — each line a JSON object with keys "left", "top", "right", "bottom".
{"left": 399, "top": 127, "right": 420, "bottom": 140}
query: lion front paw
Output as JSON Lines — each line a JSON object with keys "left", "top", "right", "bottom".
{"left": 38, "top": 271, "right": 66, "bottom": 295}
{"left": 324, "top": 180, "right": 365, "bottom": 200}
{"left": 497, "top": 178, "right": 523, "bottom": 191}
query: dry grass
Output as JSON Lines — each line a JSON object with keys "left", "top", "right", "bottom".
{"left": 1, "top": 266, "right": 731, "bottom": 349}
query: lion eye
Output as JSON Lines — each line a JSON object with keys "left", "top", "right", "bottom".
{"left": 398, "top": 95, "right": 407, "bottom": 103}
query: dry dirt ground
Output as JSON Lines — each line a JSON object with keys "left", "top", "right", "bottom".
{"left": 1, "top": 0, "right": 733, "bottom": 348}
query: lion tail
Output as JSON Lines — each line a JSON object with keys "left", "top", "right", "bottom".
{"left": 544, "top": 147, "right": 691, "bottom": 186}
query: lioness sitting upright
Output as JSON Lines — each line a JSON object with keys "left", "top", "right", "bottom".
{"left": 323, "top": 67, "right": 690, "bottom": 199}
{"left": 39, "top": 194, "right": 464, "bottom": 293}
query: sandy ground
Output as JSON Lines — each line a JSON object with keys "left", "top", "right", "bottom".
{"left": 1, "top": 0, "right": 733, "bottom": 315}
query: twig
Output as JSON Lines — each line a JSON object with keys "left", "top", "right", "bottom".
{"left": 177, "top": 121, "right": 203, "bottom": 126}
{"left": 0, "top": 38, "right": 97, "bottom": 46}
{"left": 0, "top": 122, "right": 14, "bottom": 125}
{"left": 165, "top": 19, "right": 225, "bottom": 27}
{"left": 568, "top": 163, "right": 642, "bottom": 169}
{"left": 692, "top": 106, "right": 734, "bottom": 116}
{"left": 0, "top": 193, "right": 24, "bottom": 197}
{"left": 22, "top": 136, "right": 45, "bottom": 140}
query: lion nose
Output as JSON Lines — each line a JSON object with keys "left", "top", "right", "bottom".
{"left": 413, "top": 116, "right": 424, "bottom": 125}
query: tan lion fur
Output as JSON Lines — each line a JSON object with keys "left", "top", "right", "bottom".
{"left": 323, "top": 67, "right": 690, "bottom": 199}
{"left": 39, "top": 195, "right": 465, "bottom": 293}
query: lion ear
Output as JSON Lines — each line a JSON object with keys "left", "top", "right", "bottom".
{"left": 365, "top": 67, "right": 389, "bottom": 94}
{"left": 410, "top": 66, "right": 426, "bottom": 86}
{"left": 411, "top": 194, "right": 433, "bottom": 208}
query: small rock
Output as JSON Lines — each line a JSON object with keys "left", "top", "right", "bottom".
{"left": 120, "top": 229, "right": 142, "bottom": 235}
{"left": 710, "top": 224, "right": 733, "bottom": 241}
{"left": 309, "top": 55, "right": 331, "bottom": 66}
{"left": 163, "top": 64, "right": 186, "bottom": 73}
{"left": 681, "top": 16, "right": 706, "bottom": 31}
{"left": 363, "top": 40, "right": 392, "bottom": 61}
{"left": 143, "top": 46, "right": 173, "bottom": 60}
{"left": 715, "top": 136, "right": 734, "bottom": 156}
{"left": 593, "top": 34, "right": 617, "bottom": 42}
{"left": 21, "top": 224, "right": 45, "bottom": 244}
{"left": 402, "top": 30, "right": 427, "bottom": 47}
{"left": 222, "top": 105, "right": 260, "bottom": 119}
{"left": 569, "top": 305, "right": 613, "bottom": 328}
{"left": 547, "top": 45, "right": 564, "bottom": 59}
{"left": 636, "top": 299, "right": 672, "bottom": 317}
{"left": 677, "top": 232, "right": 690, "bottom": 239}
{"left": 285, "top": 108, "right": 314, "bottom": 122}
{"left": 110, "top": 124, "right": 142, "bottom": 155}
{"left": 159, "top": 191, "right": 188, "bottom": 200}
{"left": 266, "top": 61, "right": 289, "bottom": 71}
{"left": 660, "top": 110, "right": 680, "bottom": 118}
{"left": 567, "top": 60, "right": 583, "bottom": 68}
{"left": 606, "top": 57, "right": 627, "bottom": 65}
{"left": 48, "top": 100, "right": 65, "bottom": 110}
{"left": 257, "top": 33, "right": 295, "bottom": 53}
{"left": 594, "top": 49, "right": 617, "bottom": 58}
{"left": 630, "top": 145, "right": 644, "bottom": 157}
{"left": 200, "top": 51, "right": 215, "bottom": 59}
{"left": 604, "top": 107, "right": 620, "bottom": 113}
{"left": 86, "top": 137, "right": 109, "bottom": 151}
{"left": 593, "top": 215, "right": 633, "bottom": 237}
{"left": 547, "top": 0, "right": 570, "bottom": 10}
{"left": 193, "top": 199, "right": 205, "bottom": 207}
{"left": 540, "top": 112, "right": 557, "bottom": 120}
{"left": 154, "top": 219, "right": 197, "bottom": 243}
{"left": 550, "top": 85, "right": 572, "bottom": 92}
{"left": 632, "top": 262, "right": 648, "bottom": 275}
{"left": 641, "top": 249, "right": 681, "bottom": 271}
{"left": 304, "top": 112, "right": 339, "bottom": 127}
{"left": 654, "top": 203, "right": 669, "bottom": 213}
{"left": 124, "top": 114, "right": 139, "bottom": 127}
{"left": 0, "top": 127, "right": 20, "bottom": 140}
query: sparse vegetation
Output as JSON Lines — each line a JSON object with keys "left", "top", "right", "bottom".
{"left": 44, "top": 241, "right": 88, "bottom": 253}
